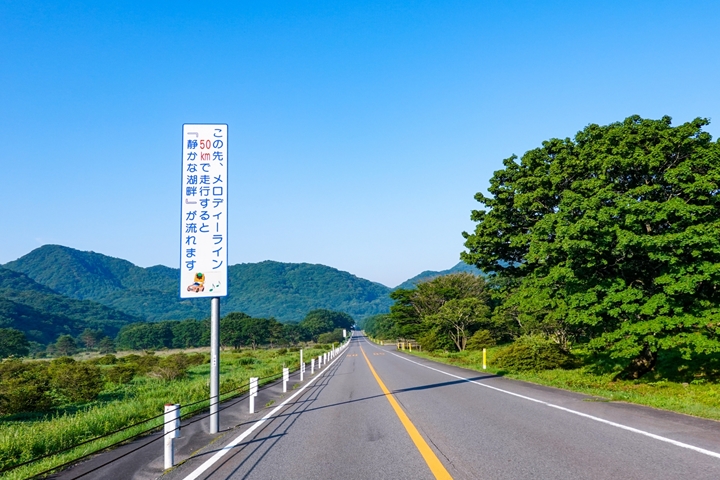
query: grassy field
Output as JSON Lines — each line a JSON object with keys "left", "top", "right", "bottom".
{"left": 379, "top": 342, "right": 720, "bottom": 423}
{"left": 0, "top": 345, "right": 331, "bottom": 480}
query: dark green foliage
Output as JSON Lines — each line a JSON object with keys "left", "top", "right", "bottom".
{"left": 317, "top": 328, "right": 344, "bottom": 344}
{"left": 116, "top": 322, "right": 176, "bottom": 350}
{"left": 103, "top": 364, "right": 137, "bottom": 384}
{"left": 300, "top": 309, "right": 353, "bottom": 341}
{"left": 94, "top": 354, "right": 118, "bottom": 365}
{"left": 220, "top": 312, "right": 251, "bottom": 349}
{"left": 0, "top": 266, "right": 139, "bottom": 344}
{"left": 462, "top": 116, "right": 720, "bottom": 377}
{"left": 494, "top": 336, "right": 577, "bottom": 372}
{"left": 130, "top": 353, "right": 160, "bottom": 374}
{"left": 0, "top": 328, "right": 30, "bottom": 358}
{"left": 466, "top": 329, "right": 496, "bottom": 351}
{"left": 388, "top": 273, "right": 492, "bottom": 350}
{"left": 79, "top": 328, "right": 104, "bottom": 349}
{"left": 171, "top": 319, "right": 208, "bottom": 348}
{"left": 281, "top": 323, "right": 309, "bottom": 344}
{"left": 98, "top": 336, "right": 116, "bottom": 354}
{"left": 148, "top": 353, "right": 199, "bottom": 381}
{"left": 225, "top": 262, "right": 391, "bottom": 321}
{"left": 48, "top": 358, "right": 104, "bottom": 403}
{"left": 360, "top": 314, "right": 397, "bottom": 339}
{"left": 220, "top": 314, "right": 284, "bottom": 349}
{"left": 114, "top": 312, "right": 330, "bottom": 351}
{"left": 417, "top": 328, "right": 456, "bottom": 352}
{"left": 0, "top": 359, "right": 54, "bottom": 414}
{"left": 54, "top": 335, "right": 78, "bottom": 356}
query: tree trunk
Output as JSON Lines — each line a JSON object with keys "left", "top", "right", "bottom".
{"left": 616, "top": 344, "right": 657, "bottom": 380}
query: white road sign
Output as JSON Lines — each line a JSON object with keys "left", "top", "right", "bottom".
{"left": 180, "top": 124, "right": 228, "bottom": 298}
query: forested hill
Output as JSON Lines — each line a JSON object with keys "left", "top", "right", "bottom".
{"left": 3, "top": 245, "right": 394, "bottom": 322}
{"left": 393, "top": 262, "right": 482, "bottom": 290}
{"left": 0, "top": 266, "right": 141, "bottom": 343}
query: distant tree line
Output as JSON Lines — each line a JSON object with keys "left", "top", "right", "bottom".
{"left": 113, "top": 308, "right": 352, "bottom": 351}
{"left": 0, "top": 309, "right": 353, "bottom": 360}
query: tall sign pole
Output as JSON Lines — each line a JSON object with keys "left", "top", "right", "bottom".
{"left": 180, "top": 124, "right": 228, "bottom": 434}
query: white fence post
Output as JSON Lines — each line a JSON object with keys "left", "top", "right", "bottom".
{"left": 283, "top": 367, "right": 289, "bottom": 393}
{"left": 249, "top": 377, "right": 258, "bottom": 414}
{"left": 164, "top": 403, "right": 180, "bottom": 470}
{"left": 300, "top": 349, "right": 304, "bottom": 381}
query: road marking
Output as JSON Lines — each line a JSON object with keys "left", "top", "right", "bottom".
{"left": 359, "top": 346, "right": 453, "bottom": 480}
{"left": 374, "top": 340, "right": 720, "bottom": 461}
{"left": 373, "top": 352, "right": 385, "bottom": 355}
{"left": 182, "top": 348, "right": 347, "bottom": 480}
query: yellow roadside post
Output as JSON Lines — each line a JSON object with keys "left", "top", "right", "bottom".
{"left": 482, "top": 348, "right": 487, "bottom": 369}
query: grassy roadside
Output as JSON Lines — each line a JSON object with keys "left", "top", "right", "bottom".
{"left": 369, "top": 340, "right": 720, "bottom": 423}
{"left": 0, "top": 346, "right": 330, "bottom": 480}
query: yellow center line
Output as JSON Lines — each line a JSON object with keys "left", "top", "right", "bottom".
{"left": 359, "top": 346, "right": 453, "bottom": 480}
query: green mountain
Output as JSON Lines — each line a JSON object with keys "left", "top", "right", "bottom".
{"left": 0, "top": 266, "right": 140, "bottom": 343}
{"left": 226, "top": 261, "right": 392, "bottom": 320}
{"left": 4, "top": 245, "right": 393, "bottom": 322}
{"left": 393, "top": 262, "right": 482, "bottom": 290}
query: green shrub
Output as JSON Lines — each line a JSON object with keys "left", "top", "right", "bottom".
{"left": 494, "top": 335, "right": 577, "bottom": 372}
{"left": 48, "top": 358, "right": 104, "bottom": 403}
{"left": 317, "top": 329, "right": 344, "bottom": 344}
{"left": 104, "top": 364, "right": 137, "bottom": 384}
{"left": 94, "top": 354, "right": 118, "bottom": 365}
{"left": 276, "top": 348, "right": 288, "bottom": 356}
{"left": 417, "top": 328, "right": 455, "bottom": 352}
{"left": 238, "top": 357, "right": 257, "bottom": 366}
{"left": 131, "top": 354, "right": 160, "bottom": 374}
{"left": 466, "top": 330, "right": 496, "bottom": 351}
{"left": 0, "top": 359, "right": 54, "bottom": 415}
{"left": 147, "top": 353, "right": 201, "bottom": 381}
{"left": 186, "top": 353, "right": 207, "bottom": 367}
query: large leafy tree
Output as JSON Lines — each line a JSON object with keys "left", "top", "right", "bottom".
{"left": 462, "top": 116, "right": 720, "bottom": 377}
{"left": 0, "top": 328, "right": 30, "bottom": 358}
{"left": 426, "top": 298, "right": 490, "bottom": 351}
{"left": 389, "top": 273, "right": 490, "bottom": 346}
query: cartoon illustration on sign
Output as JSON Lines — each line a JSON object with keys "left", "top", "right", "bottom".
{"left": 187, "top": 272, "right": 205, "bottom": 292}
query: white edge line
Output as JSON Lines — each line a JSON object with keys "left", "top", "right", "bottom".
{"left": 183, "top": 339, "right": 351, "bottom": 480}
{"left": 369, "top": 338, "right": 720, "bottom": 461}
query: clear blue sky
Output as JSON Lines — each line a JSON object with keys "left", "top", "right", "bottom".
{"left": 2, "top": 0, "right": 719, "bottom": 287}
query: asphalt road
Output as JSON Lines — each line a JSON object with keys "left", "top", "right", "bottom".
{"left": 156, "top": 333, "right": 720, "bottom": 480}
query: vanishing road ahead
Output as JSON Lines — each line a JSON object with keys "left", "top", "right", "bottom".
{"left": 164, "top": 333, "right": 720, "bottom": 480}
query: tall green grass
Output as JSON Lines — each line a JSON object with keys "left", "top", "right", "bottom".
{"left": 0, "top": 346, "right": 330, "bottom": 480}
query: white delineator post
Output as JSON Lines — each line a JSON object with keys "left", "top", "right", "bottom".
{"left": 311, "top": 358, "right": 315, "bottom": 374}
{"left": 283, "top": 367, "right": 289, "bottom": 393}
{"left": 164, "top": 403, "right": 180, "bottom": 470}
{"left": 249, "top": 377, "right": 258, "bottom": 414}
{"left": 300, "top": 349, "right": 304, "bottom": 381}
